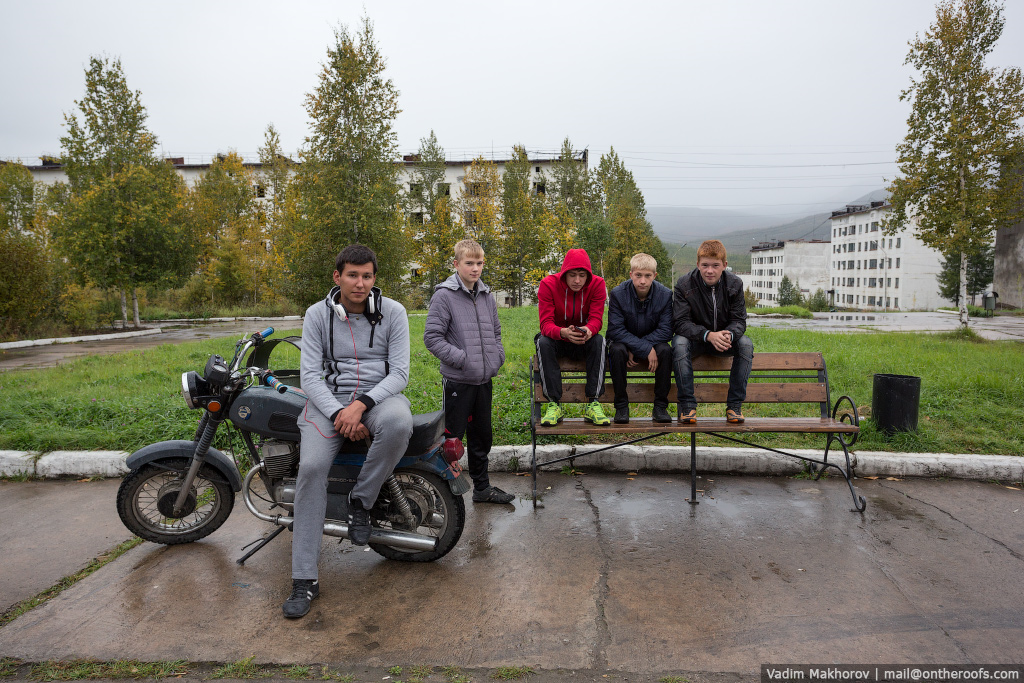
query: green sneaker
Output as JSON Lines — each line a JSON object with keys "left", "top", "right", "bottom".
{"left": 540, "top": 402, "right": 564, "bottom": 426}
{"left": 583, "top": 401, "right": 611, "bottom": 426}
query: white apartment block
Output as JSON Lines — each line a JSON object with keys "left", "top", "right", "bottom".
{"left": 829, "top": 201, "right": 952, "bottom": 311}
{"left": 748, "top": 239, "right": 830, "bottom": 306}
{"left": 23, "top": 151, "right": 573, "bottom": 210}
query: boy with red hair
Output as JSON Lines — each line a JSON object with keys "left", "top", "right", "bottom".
{"left": 672, "top": 239, "right": 753, "bottom": 424}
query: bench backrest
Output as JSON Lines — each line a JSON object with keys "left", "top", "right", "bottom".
{"left": 531, "top": 352, "right": 832, "bottom": 417}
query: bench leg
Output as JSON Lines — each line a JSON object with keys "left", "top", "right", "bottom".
{"left": 688, "top": 432, "right": 699, "bottom": 505}
{"left": 826, "top": 433, "right": 867, "bottom": 513}
{"left": 531, "top": 429, "right": 538, "bottom": 509}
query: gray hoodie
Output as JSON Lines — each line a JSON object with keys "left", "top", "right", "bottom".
{"left": 300, "top": 285, "right": 410, "bottom": 419}
{"left": 424, "top": 273, "right": 505, "bottom": 385}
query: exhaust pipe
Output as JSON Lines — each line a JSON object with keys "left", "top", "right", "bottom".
{"left": 242, "top": 463, "right": 438, "bottom": 553}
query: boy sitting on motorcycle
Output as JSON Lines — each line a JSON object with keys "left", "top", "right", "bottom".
{"left": 285, "top": 244, "right": 413, "bottom": 619}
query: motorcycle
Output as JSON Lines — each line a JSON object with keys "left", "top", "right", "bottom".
{"left": 116, "top": 327, "right": 471, "bottom": 564}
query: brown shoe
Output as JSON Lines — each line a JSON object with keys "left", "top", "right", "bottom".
{"left": 678, "top": 408, "right": 697, "bottom": 424}
{"left": 726, "top": 407, "right": 745, "bottom": 424}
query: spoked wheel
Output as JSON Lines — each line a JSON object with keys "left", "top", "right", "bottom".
{"left": 371, "top": 469, "right": 465, "bottom": 562}
{"left": 116, "top": 458, "right": 234, "bottom": 544}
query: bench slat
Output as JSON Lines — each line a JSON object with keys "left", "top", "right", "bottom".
{"left": 534, "top": 382, "right": 829, "bottom": 404}
{"left": 534, "top": 417, "right": 858, "bottom": 435}
{"left": 536, "top": 352, "right": 825, "bottom": 373}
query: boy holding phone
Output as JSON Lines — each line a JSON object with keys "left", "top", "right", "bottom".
{"left": 535, "top": 248, "right": 610, "bottom": 427}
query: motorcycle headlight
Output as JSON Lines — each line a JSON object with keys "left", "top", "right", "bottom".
{"left": 181, "top": 371, "right": 210, "bottom": 409}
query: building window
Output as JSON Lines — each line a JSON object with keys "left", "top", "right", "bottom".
{"left": 535, "top": 166, "right": 541, "bottom": 173}
{"left": 895, "top": 298, "right": 899, "bottom": 307}
{"left": 868, "top": 296, "right": 876, "bottom": 306}
{"left": 896, "top": 258, "right": 900, "bottom": 268}
{"left": 896, "top": 237, "right": 901, "bottom": 248}
{"left": 410, "top": 212, "right": 424, "bottom": 225}
{"left": 895, "top": 278, "right": 899, "bottom": 288}
{"left": 871, "top": 222, "right": 879, "bottom": 232}
{"left": 438, "top": 183, "right": 451, "bottom": 196}
{"left": 887, "top": 278, "right": 892, "bottom": 287}
{"left": 254, "top": 184, "right": 267, "bottom": 198}
{"left": 888, "top": 238, "right": 893, "bottom": 248}
{"left": 534, "top": 182, "right": 546, "bottom": 195}
{"left": 409, "top": 182, "right": 422, "bottom": 197}
{"left": 869, "top": 259, "right": 877, "bottom": 269}
{"left": 466, "top": 211, "right": 478, "bottom": 227}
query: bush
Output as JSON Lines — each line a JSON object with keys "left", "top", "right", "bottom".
{"left": 60, "top": 284, "right": 113, "bottom": 333}
{"left": 743, "top": 287, "right": 759, "bottom": 309}
{"left": 805, "top": 288, "right": 830, "bottom": 312}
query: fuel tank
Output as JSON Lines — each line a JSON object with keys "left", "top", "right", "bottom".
{"left": 228, "top": 385, "right": 306, "bottom": 440}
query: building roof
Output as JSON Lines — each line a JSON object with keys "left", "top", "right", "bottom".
{"left": 830, "top": 200, "right": 890, "bottom": 219}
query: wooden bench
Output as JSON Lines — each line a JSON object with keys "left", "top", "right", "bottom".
{"left": 529, "top": 352, "right": 865, "bottom": 511}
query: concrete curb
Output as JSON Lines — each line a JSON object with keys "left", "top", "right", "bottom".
{"left": 0, "top": 328, "right": 161, "bottom": 350}
{"left": 3, "top": 446, "right": 1021, "bottom": 482}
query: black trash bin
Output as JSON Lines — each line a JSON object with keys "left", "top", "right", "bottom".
{"left": 872, "top": 373, "right": 921, "bottom": 435}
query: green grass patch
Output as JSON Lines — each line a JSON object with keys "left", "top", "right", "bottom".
{"left": 490, "top": 667, "right": 533, "bottom": 681}
{"left": 749, "top": 305, "right": 814, "bottom": 318}
{"left": 210, "top": 656, "right": 268, "bottom": 679}
{"left": 1, "top": 659, "right": 20, "bottom": 678}
{"left": 27, "top": 659, "right": 188, "bottom": 680}
{"left": 0, "top": 307, "right": 1021, "bottom": 456}
{"left": 1, "top": 538, "right": 142, "bottom": 627}
{"left": 658, "top": 677, "right": 690, "bottom": 683}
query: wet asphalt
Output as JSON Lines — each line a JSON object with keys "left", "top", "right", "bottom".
{"left": 1, "top": 472, "right": 1023, "bottom": 675}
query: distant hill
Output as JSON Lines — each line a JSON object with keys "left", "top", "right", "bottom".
{"left": 658, "top": 188, "right": 890, "bottom": 277}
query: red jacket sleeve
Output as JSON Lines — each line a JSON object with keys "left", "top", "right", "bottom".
{"left": 538, "top": 277, "right": 562, "bottom": 340}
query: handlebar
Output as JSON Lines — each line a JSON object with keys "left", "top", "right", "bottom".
{"left": 259, "top": 327, "right": 275, "bottom": 339}
{"left": 264, "top": 373, "right": 289, "bottom": 394}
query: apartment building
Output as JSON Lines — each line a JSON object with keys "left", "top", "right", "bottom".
{"left": 828, "top": 201, "right": 952, "bottom": 311}
{"left": 749, "top": 239, "right": 830, "bottom": 306}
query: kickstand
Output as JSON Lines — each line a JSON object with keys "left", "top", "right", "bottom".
{"left": 236, "top": 525, "right": 287, "bottom": 565}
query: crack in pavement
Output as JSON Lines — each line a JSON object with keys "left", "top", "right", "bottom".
{"left": 574, "top": 474, "right": 611, "bottom": 671}
{"left": 879, "top": 482, "right": 1024, "bottom": 563}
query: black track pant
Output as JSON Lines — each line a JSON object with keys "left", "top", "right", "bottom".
{"left": 608, "top": 341, "right": 673, "bottom": 409}
{"left": 534, "top": 333, "right": 606, "bottom": 402}
{"left": 442, "top": 378, "right": 493, "bottom": 491}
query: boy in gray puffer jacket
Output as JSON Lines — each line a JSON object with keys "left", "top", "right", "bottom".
{"left": 424, "top": 239, "right": 512, "bottom": 504}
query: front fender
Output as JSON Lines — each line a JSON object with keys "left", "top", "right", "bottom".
{"left": 126, "top": 440, "right": 243, "bottom": 492}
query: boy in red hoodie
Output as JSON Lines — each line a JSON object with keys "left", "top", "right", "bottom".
{"left": 536, "top": 248, "right": 610, "bottom": 426}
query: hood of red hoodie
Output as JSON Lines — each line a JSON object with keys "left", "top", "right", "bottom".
{"left": 558, "top": 248, "right": 594, "bottom": 287}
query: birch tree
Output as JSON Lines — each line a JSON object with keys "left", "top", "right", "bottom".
{"left": 884, "top": 0, "right": 1024, "bottom": 326}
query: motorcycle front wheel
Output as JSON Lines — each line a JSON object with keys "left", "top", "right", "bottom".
{"left": 372, "top": 469, "right": 465, "bottom": 562}
{"left": 116, "top": 458, "right": 234, "bottom": 544}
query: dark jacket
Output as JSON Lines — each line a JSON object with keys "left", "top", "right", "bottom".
{"left": 607, "top": 279, "right": 673, "bottom": 358}
{"left": 424, "top": 273, "right": 505, "bottom": 385}
{"left": 538, "top": 249, "right": 607, "bottom": 340}
{"left": 672, "top": 269, "right": 747, "bottom": 343}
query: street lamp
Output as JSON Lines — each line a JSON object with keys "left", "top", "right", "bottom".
{"left": 670, "top": 243, "right": 688, "bottom": 284}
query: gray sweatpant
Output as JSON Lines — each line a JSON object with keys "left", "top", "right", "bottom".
{"left": 291, "top": 394, "right": 413, "bottom": 580}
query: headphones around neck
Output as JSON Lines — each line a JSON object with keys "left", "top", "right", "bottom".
{"left": 331, "top": 287, "right": 378, "bottom": 322}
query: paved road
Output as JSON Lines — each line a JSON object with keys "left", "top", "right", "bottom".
{"left": 0, "top": 318, "right": 303, "bottom": 372}
{"left": 2, "top": 473, "right": 1022, "bottom": 674}
{"left": 3, "top": 313, "right": 1021, "bottom": 373}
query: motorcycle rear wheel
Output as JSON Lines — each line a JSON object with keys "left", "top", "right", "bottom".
{"left": 372, "top": 469, "right": 465, "bottom": 562}
{"left": 116, "top": 458, "right": 234, "bottom": 544}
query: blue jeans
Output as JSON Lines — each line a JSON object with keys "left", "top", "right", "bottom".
{"left": 672, "top": 334, "right": 753, "bottom": 411}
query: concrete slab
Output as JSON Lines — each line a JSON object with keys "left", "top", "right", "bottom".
{"left": 35, "top": 451, "right": 128, "bottom": 478}
{"left": 0, "top": 479, "right": 130, "bottom": 613}
{"left": 0, "top": 451, "right": 36, "bottom": 477}
{"left": 1, "top": 473, "right": 1023, "bottom": 673}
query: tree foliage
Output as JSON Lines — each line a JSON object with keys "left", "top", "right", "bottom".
{"left": 884, "top": 0, "right": 1024, "bottom": 326}
{"left": 0, "top": 162, "right": 58, "bottom": 338}
{"left": 938, "top": 242, "right": 994, "bottom": 304}
{"left": 405, "top": 131, "right": 459, "bottom": 299}
{"left": 596, "top": 147, "right": 670, "bottom": 287}
{"left": 285, "top": 17, "right": 405, "bottom": 305}
{"left": 776, "top": 275, "right": 803, "bottom": 306}
{"left": 54, "top": 56, "right": 192, "bottom": 325}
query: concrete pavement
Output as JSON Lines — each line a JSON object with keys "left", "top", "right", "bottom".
{"left": 2, "top": 473, "right": 1023, "bottom": 675}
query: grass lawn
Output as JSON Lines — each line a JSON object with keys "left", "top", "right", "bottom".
{"left": 0, "top": 306, "right": 1020, "bottom": 457}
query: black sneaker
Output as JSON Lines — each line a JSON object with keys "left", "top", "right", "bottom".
{"left": 348, "top": 496, "right": 372, "bottom": 546}
{"left": 282, "top": 578, "right": 319, "bottom": 619}
{"left": 472, "top": 485, "right": 515, "bottom": 504}
{"left": 652, "top": 405, "right": 672, "bottom": 423}
{"left": 614, "top": 405, "right": 629, "bottom": 424}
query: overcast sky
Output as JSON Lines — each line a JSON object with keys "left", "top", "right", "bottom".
{"left": 3, "top": 0, "right": 1024, "bottom": 225}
